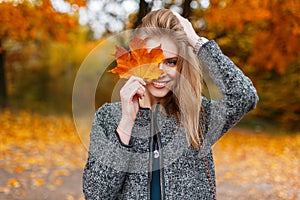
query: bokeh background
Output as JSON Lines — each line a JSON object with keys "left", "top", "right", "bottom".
{"left": 0, "top": 0, "right": 299, "bottom": 199}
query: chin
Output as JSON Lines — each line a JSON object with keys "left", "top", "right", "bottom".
{"left": 147, "top": 84, "right": 172, "bottom": 99}
{"left": 149, "top": 91, "right": 170, "bottom": 99}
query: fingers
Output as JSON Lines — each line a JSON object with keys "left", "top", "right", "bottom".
{"left": 120, "top": 76, "right": 146, "bottom": 101}
{"left": 172, "top": 11, "right": 193, "bottom": 32}
{"left": 136, "top": 86, "right": 146, "bottom": 99}
{"left": 172, "top": 11, "right": 183, "bottom": 19}
{"left": 124, "top": 76, "right": 146, "bottom": 87}
{"left": 172, "top": 11, "right": 200, "bottom": 48}
{"left": 172, "top": 11, "right": 189, "bottom": 23}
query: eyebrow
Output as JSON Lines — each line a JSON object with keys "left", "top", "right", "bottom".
{"left": 164, "top": 57, "right": 178, "bottom": 60}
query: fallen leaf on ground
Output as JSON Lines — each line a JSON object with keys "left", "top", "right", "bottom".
{"left": 8, "top": 178, "right": 20, "bottom": 188}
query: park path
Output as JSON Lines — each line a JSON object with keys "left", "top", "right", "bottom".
{"left": 0, "top": 165, "right": 287, "bottom": 200}
{"left": 0, "top": 111, "right": 299, "bottom": 200}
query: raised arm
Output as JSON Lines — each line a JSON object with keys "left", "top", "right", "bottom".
{"left": 198, "top": 41, "right": 258, "bottom": 146}
{"left": 174, "top": 12, "right": 258, "bottom": 146}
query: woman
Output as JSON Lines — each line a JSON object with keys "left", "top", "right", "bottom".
{"left": 83, "top": 9, "right": 258, "bottom": 200}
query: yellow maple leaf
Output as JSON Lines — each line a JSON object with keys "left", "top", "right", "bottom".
{"left": 108, "top": 36, "right": 166, "bottom": 81}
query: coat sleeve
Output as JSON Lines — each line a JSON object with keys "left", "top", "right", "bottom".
{"left": 83, "top": 103, "right": 132, "bottom": 200}
{"left": 197, "top": 40, "right": 259, "bottom": 147}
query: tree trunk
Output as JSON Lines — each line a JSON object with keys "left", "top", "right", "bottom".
{"left": 182, "top": 0, "right": 192, "bottom": 18}
{"left": 0, "top": 40, "right": 7, "bottom": 108}
{"left": 133, "top": 0, "right": 151, "bottom": 28}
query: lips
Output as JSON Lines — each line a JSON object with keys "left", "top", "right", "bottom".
{"left": 151, "top": 81, "right": 168, "bottom": 89}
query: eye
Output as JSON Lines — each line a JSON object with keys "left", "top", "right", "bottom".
{"left": 165, "top": 58, "right": 177, "bottom": 67}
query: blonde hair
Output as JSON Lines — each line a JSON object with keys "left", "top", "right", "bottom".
{"left": 136, "top": 9, "right": 204, "bottom": 148}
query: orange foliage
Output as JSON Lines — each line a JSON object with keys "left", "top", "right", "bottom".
{"left": 108, "top": 37, "right": 166, "bottom": 81}
{"left": 0, "top": 0, "right": 79, "bottom": 42}
{"left": 206, "top": 0, "right": 300, "bottom": 73}
{"left": 208, "top": 0, "right": 271, "bottom": 30}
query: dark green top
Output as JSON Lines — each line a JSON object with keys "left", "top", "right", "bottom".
{"left": 150, "top": 135, "right": 161, "bottom": 200}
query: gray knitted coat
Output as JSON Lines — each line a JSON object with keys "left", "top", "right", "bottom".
{"left": 83, "top": 40, "right": 259, "bottom": 200}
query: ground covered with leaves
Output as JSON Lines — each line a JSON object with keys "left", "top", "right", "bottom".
{"left": 213, "top": 128, "right": 300, "bottom": 200}
{"left": 0, "top": 111, "right": 299, "bottom": 200}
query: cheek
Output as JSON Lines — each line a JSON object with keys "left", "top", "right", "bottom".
{"left": 167, "top": 67, "right": 179, "bottom": 79}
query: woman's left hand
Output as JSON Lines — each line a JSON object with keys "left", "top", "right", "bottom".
{"left": 172, "top": 12, "right": 208, "bottom": 48}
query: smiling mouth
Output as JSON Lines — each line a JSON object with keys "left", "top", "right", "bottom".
{"left": 151, "top": 81, "right": 169, "bottom": 89}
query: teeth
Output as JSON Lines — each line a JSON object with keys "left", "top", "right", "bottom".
{"left": 153, "top": 81, "right": 166, "bottom": 86}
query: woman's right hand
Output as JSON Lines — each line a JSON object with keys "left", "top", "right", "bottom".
{"left": 117, "top": 76, "right": 146, "bottom": 145}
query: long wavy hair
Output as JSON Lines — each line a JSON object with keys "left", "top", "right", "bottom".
{"left": 135, "top": 9, "right": 204, "bottom": 148}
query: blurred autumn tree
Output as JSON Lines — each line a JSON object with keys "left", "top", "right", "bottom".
{"left": 201, "top": 0, "right": 300, "bottom": 130}
{"left": 205, "top": 0, "right": 300, "bottom": 72}
{"left": 0, "top": 0, "right": 86, "bottom": 108}
{"left": 85, "top": 0, "right": 300, "bottom": 130}
{"left": 1, "top": 0, "right": 299, "bottom": 130}
{"left": 68, "top": 0, "right": 300, "bottom": 130}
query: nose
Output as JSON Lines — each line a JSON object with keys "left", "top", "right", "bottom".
{"left": 158, "top": 63, "right": 167, "bottom": 78}
{"left": 158, "top": 62, "right": 165, "bottom": 70}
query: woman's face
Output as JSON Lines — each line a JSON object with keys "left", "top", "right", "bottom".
{"left": 145, "top": 36, "right": 179, "bottom": 102}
